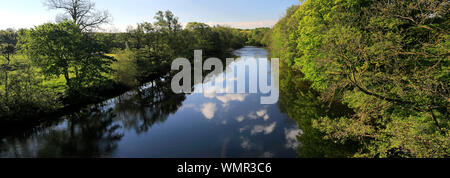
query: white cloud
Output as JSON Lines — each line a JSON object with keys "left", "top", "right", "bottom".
{"left": 217, "top": 94, "right": 248, "bottom": 104}
{"left": 203, "top": 88, "right": 217, "bottom": 99}
{"left": 251, "top": 122, "right": 277, "bottom": 135}
{"left": 203, "top": 86, "right": 235, "bottom": 100}
{"left": 222, "top": 103, "right": 230, "bottom": 109}
{"left": 256, "top": 109, "right": 267, "bottom": 117}
{"left": 201, "top": 103, "right": 217, "bottom": 120}
{"left": 239, "top": 128, "right": 246, "bottom": 133}
{"left": 236, "top": 115, "right": 245, "bottom": 122}
{"left": 263, "top": 115, "right": 270, "bottom": 121}
{"left": 285, "top": 128, "right": 302, "bottom": 149}
{"left": 203, "top": 86, "right": 229, "bottom": 98}
{"left": 248, "top": 110, "right": 270, "bottom": 121}
{"left": 239, "top": 126, "right": 249, "bottom": 133}
{"left": 206, "top": 20, "right": 277, "bottom": 29}
{"left": 240, "top": 137, "right": 254, "bottom": 150}
{"left": 248, "top": 112, "right": 258, "bottom": 119}
{"left": 256, "top": 109, "right": 270, "bottom": 121}
{"left": 261, "top": 152, "right": 275, "bottom": 158}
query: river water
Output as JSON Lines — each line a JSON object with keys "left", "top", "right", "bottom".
{"left": 1, "top": 47, "right": 357, "bottom": 158}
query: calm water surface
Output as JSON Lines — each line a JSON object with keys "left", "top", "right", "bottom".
{"left": 0, "top": 47, "right": 306, "bottom": 158}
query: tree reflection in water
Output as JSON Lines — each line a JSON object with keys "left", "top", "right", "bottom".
{"left": 0, "top": 74, "right": 189, "bottom": 157}
{"left": 37, "top": 108, "right": 123, "bottom": 157}
{"left": 0, "top": 107, "right": 122, "bottom": 157}
{"left": 0, "top": 53, "right": 233, "bottom": 157}
{"left": 114, "top": 76, "right": 187, "bottom": 134}
{"left": 278, "top": 63, "right": 359, "bottom": 158}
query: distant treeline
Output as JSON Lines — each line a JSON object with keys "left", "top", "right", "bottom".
{"left": 268, "top": 0, "right": 449, "bottom": 158}
{"left": 91, "top": 27, "right": 272, "bottom": 53}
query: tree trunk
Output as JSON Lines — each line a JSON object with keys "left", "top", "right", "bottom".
{"left": 4, "top": 70, "right": 8, "bottom": 103}
{"left": 64, "top": 69, "right": 71, "bottom": 88}
{"left": 428, "top": 108, "right": 444, "bottom": 135}
{"left": 4, "top": 55, "right": 10, "bottom": 103}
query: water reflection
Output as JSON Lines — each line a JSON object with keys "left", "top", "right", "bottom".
{"left": 277, "top": 63, "right": 358, "bottom": 157}
{"left": 0, "top": 47, "right": 351, "bottom": 158}
{"left": 1, "top": 107, "right": 122, "bottom": 157}
{"left": 114, "top": 78, "right": 187, "bottom": 134}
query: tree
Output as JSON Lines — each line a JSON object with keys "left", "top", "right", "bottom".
{"left": 122, "top": 11, "right": 183, "bottom": 83}
{"left": 185, "top": 22, "right": 210, "bottom": 31}
{"left": 268, "top": 5, "right": 300, "bottom": 66}
{"left": 0, "top": 29, "right": 18, "bottom": 103}
{"left": 0, "top": 29, "right": 17, "bottom": 64}
{"left": 20, "top": 21, "right": 116, "bottom": 91}
{"left": 154, "top": 10, "right": 182, "bottom": 32}
{"left": 278, "top": 63, "right": 358, "bottom": 157}
{"left": 185, "top": 22, "right": 216, "bottom": 52}
{"left": 246, "top": 27, "right": 271, "bottom": 46}
{"left": 120, "top": 10, "right": 248, "bottom": 85}
{"left": 44, "top": 0, "right": 111, "bottom": 31}
{"left": 126, "top": 22, "right": 154, "bottom": 49}
{"left": 154, "top": 10, "right": 183, "bottom": 57}
{"left": 270, "top": 0, "right": 449, "bottom": 157}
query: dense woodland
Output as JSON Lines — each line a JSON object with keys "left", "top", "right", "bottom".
{"left": 270, "top": 0, "right": 449, "bottom": 158}
{"left": 0, "top": 0, "right": 448, "bottom": 158}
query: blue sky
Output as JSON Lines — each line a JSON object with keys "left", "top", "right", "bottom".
{"left": 0, "top": 0, "right": 300, "bottom": 31}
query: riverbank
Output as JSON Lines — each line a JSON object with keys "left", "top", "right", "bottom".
{"left": 1, "top": 14, "right": 251, "bottom": 128}
{"left": 0, "top": 49, "right": 238, "bottom": 135}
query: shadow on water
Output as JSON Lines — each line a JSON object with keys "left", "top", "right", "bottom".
{"left": 0, "top": 75, "right": 190, "bottom": 157}
{"left": 278, "top": 63, "right": 358, "bottom": 158}
{"left": 0, "top": 107, "right": 122, "bottom": 157}
{"left": 113, "top": 78, "right": 187, "bottom": 135}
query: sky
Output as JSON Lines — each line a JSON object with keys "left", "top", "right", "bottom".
{"left": 0, "top": 0, "right": 300, "bottom": 31}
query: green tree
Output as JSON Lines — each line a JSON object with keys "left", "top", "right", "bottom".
{"left": 278, "top": 63, "right": 359, "bottom": 158}
{"left": 20, "top": 21, "right": 116, "bottom": 92}
{"left": 154, "top": 10, "right": 182, "bottom": 32}
{"left": 269, "top": 5, "right": 300, "bottom": 66}
{"left": 0, "top": 29, "right": 17, "bottom": 65}
{"left": 247, "top": 27, "right": 271, "bottom": 46}
{"left": 0, "top": 29, "right": 18, "bottom": 103}
{"left": 126, "top": 22, "right": 155, "bottom": 50}
{"left": 270, "top": 0, "right": 449, "bottom": 157}
{"left": 185, "top": 22, "right": 220, "bottom": 53}
{"left": 121, "top": 10, "right": 247, "bottom": 86}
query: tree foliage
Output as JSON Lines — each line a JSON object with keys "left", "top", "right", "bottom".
{"left": 270, "top": 0, "right": 449, "bottom": 157}
{"left": 278, "top": 63, "right": 359, "bottom": 157}
{"left": 245, "top": 27, "right": 271, "bottom": 47}
{"left": 0, "top": 29, "right": 18, "bottom": 64}
{"left": 0, "top": 29, "right": 60, "bottom": 120}
{"left": 121, "top": 11, "right": 246, "bottom": 84}
{"left": 20, "top": 21, "right": 116, "bottom": 91}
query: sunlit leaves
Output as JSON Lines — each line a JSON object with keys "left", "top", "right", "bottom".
{"left": 271, "top": 0, "right": 449, "bottom": 157}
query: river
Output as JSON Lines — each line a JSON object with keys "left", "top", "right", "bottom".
{"left": 0, "top": 47, "right": 354, "bottom": 158}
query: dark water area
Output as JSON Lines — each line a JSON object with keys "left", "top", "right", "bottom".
{"left": 0, "top": 47, "right": 355, "bottom": 158}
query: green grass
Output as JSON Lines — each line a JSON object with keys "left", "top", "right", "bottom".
{"left": 1, "top": 53, "right": 125, "bottom": 95}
